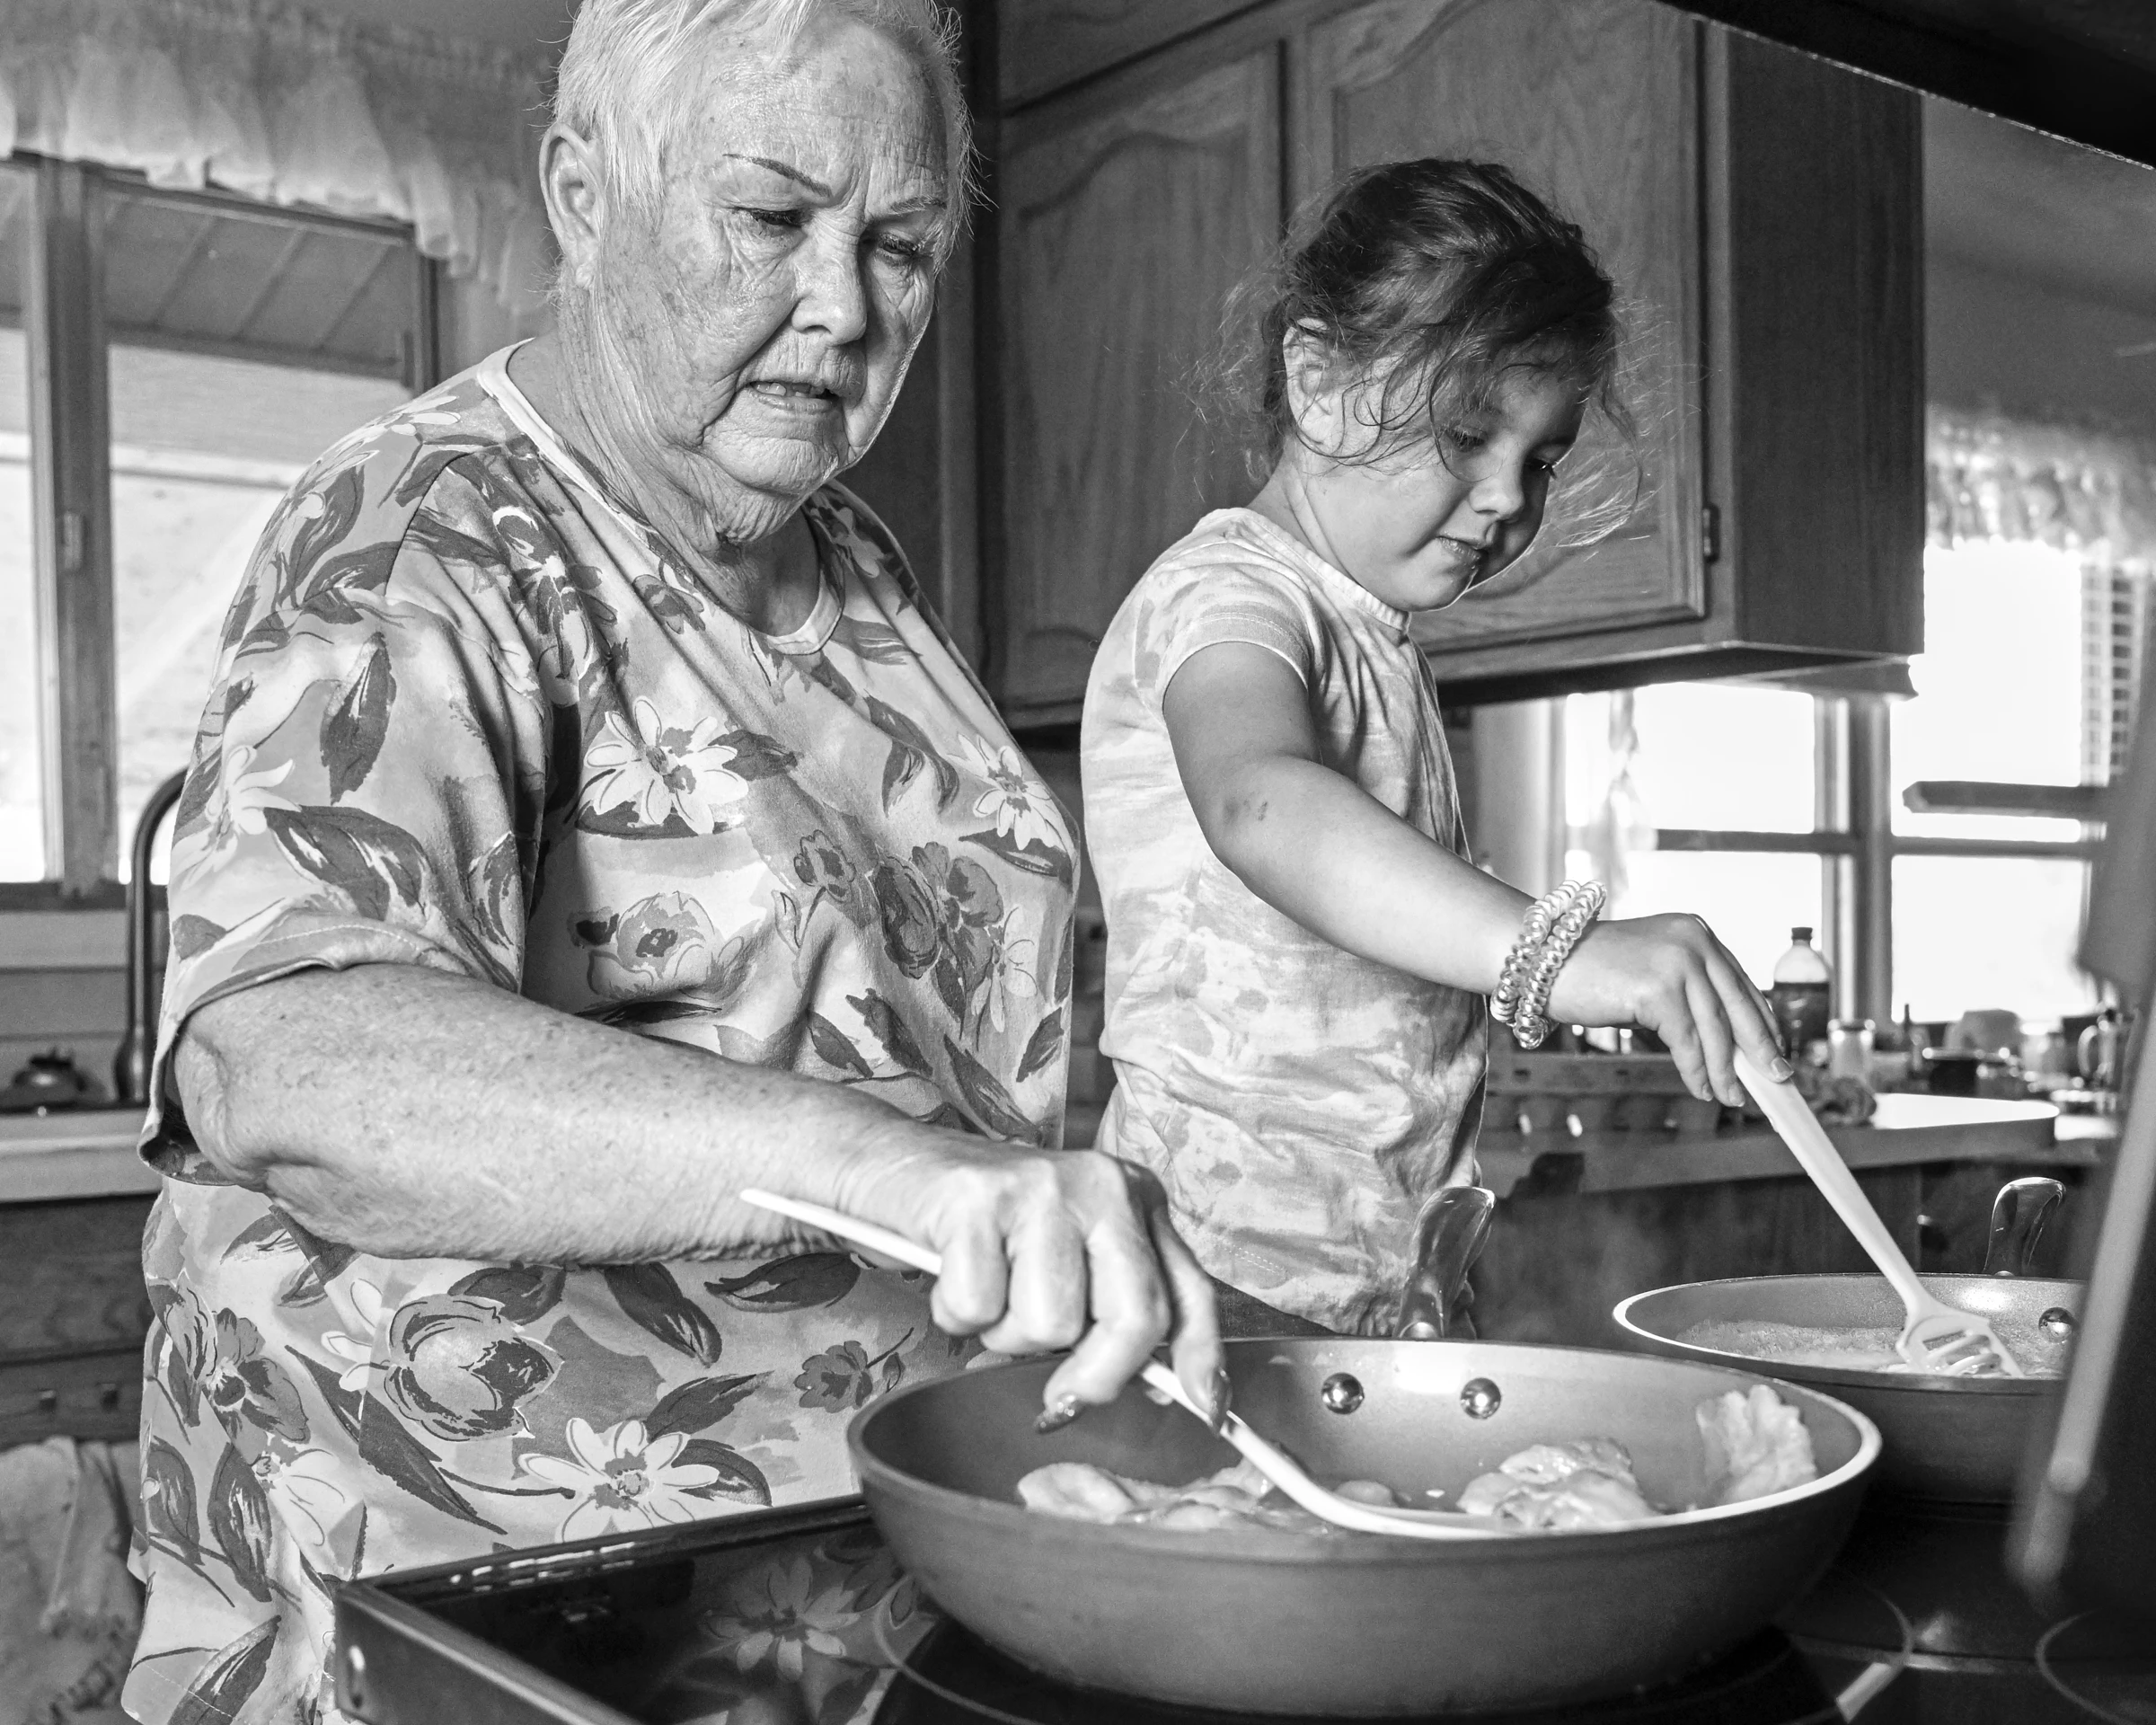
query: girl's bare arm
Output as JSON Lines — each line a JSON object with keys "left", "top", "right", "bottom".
{"left": 1162, "top": 641, "right": 1787, "bottom": 1103}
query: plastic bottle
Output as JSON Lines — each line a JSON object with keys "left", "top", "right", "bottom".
{"left": 1770, "top": 927, "right": 1833, "bottom": 1063}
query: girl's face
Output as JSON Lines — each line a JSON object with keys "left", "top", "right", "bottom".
{"left": 1285, "top": 362, "right": 1587, "bottom": 614}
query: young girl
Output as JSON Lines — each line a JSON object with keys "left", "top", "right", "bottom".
{"left": 1081, "top": 159, "right": 1789, "bottom": 1338}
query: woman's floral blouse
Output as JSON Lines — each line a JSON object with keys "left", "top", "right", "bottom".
{"left": 126, "top": 349, "right": 1077, "bottom": 1725}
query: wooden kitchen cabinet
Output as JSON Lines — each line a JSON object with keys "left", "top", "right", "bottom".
{"left": 998, "top": 0, "right": 1267, "bottom": 108}
{"left": 0, "top": 1194, "right": 154, "bottom": 1446}
{"left": 985, "top": 0, "right": 1922, "bottom": 719}
{"left": 1303, "top": 0, "right": 1709, "bottom": 681}
{"left": 993, "top": 39, "right": 1281, "bottom": 720}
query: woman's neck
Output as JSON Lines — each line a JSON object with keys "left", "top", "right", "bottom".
{"left": 507, "top": 329, "right": 822, "bottom": 637}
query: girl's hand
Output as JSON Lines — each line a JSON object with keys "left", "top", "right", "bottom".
{"left": 840, "top": 1132, "right": 1226, "bottom": 1429}
{"left": 1543, "top": 915, "right": 1790, "bottom": 1105}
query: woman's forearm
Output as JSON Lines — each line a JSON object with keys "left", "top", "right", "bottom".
{"left": 175, "top": 962, "right": 943, "bottom": 1264}
{"left": 1201, "top": 754, "right": 1531, "bottom": 992}
{"left": 176, "top": 960, "right": 1231, "bottom": 1416}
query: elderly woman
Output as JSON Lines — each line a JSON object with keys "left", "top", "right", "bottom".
{"left": 125, "top": 2, "right": 1223, "bottom": 1719}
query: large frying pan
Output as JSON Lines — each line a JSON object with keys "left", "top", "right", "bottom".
{"left": 1613, "top": 1272, "right": 2080, "bottom": 1502}
{"left": 850, "top": 1338, "right": 1878, "bottom": 1717}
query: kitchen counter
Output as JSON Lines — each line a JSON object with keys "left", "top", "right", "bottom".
{"left": 1477, "top": 1093, "right": 2073, "bottom": 1198}
{"left": 0, "top": 1109, "right": 158, "bottom": 1204}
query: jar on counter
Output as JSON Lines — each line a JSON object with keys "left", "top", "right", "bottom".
{"left": 1827, "top": 1019, "right": 1874, "bottom": 1083}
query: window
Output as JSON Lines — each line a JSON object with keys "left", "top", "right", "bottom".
{"left": 1560, "top": 530, "right": 2123, "bottom": 1032}
{"left": 1, "top": 157, "right": 430, "bottom": 901}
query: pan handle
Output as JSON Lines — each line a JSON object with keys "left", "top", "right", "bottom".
{"left": 1984, "top": 1176, "right": 2063, "bottom": 1277}
{"left": 1397, "top": 1186, "right": 1495, "bottom": 1340}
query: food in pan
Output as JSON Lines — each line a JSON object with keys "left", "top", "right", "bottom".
{"left": 1454, "top": 1437, "right": 1656, "bottom": 1528}
{"left": 1016, "top": 1455, "right": 1384, "bottom": 1533}
{"left": 1015, "top": 1387, "right": 1816, "bottom": 1534}
{"left": 1675, "top": 1315, "right": 2068, "bottom": 1376}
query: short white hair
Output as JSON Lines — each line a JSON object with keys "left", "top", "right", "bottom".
{"left": 553, "top": 0, "right": 974, "bottom": 255}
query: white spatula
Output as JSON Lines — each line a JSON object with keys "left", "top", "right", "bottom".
{"left": 739, "top": 1188, "right": 1506, "bottom": 1539}
{"left": 1734, "top": 1051, "right": 2023, "bottom": 1376}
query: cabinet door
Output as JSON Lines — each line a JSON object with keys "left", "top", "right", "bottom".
{"left": 1302, "top": 0, "right": 1705, "bottom": 659}
{"left": 999, "top": 0, "right": 1267, "bottom": 109}
{"left": 996, "top": 48, "right": 1281, "bottom": 720}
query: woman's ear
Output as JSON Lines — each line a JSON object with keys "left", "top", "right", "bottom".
{"left": 1280, "top": 324, "right": 1348, "bottom": 458}
{"left": 539, "top": 123, "right": 610, "bottom": 292}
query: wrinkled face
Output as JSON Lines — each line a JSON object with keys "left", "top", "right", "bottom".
{"left": 575, "top": 13, "right": 949, "bottom": 539}
{"left": 1294, "top": 364, "right": 1586, "bottom": 614}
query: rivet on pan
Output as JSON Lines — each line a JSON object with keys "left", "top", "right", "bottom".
{"left": 1320, "top": 1373, "right": 1365, "bottom": 1415}
{"left": 1460, "top": 1377, "right": 1502, "bottom": 1420}
{"left": 2038, "top": 1307, "right": 2077, "bottom": 1340}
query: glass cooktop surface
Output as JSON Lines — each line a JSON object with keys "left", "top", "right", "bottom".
{"left": 345, "top": 1496, "right": 2155, "bottom": 1725}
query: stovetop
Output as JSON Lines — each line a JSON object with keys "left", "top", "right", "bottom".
{"left": 343, "top": 1496, "right": 2156, "bottom": 1725}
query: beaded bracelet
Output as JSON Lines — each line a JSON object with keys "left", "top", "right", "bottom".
{"left": 1518, "top": 882, "right": 1607, "bottom": 1033}
{"left": 1490, "top": 879, "right": 1606, "bottom": 1048}
{"left": 1489, "top": 880, "right": 1586, "bottom": 1027}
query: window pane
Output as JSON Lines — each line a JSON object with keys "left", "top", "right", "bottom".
{"left": 110, "top": 348, "right": 407, "bottom": 872}
{"left": 1894, "top": 543, "right": 2086, "bottom": 841}
{"left": 102, "top": 187, "right": 414, "bottom": 874}
{"left": 1893, "top": 856, "right": 2096, "bottom": 1024}
{"left": 1565, "top": 845, "right": 1825, "bottom": 989}
{"left": 1565, "top": 684, "right": 1816, "bottom": 836}
{"left": 0, "top": 165, "right": 43, "bottom": 880}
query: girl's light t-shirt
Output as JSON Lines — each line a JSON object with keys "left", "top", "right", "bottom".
{"left": 1082, "top": 508, "right": 1487, "bottom": 1335}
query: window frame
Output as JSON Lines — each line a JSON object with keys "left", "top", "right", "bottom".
{"left": 1648, "top": 694, "right": 2102, "bottom": 1025}
{"left": 4, "top": 155, "right": 437, "bottom": 909}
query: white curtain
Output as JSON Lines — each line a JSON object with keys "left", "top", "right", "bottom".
{"left": 1927, "top": 406, "right": 2156, "bottom": 571}
{"left": 1928, "top": 407, "right": 2156, "bottom": 783}
{"left": 0, "top": 0, "right": 554, "bottom": 322}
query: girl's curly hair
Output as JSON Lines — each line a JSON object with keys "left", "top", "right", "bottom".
{"left": 1203, "top": 158, "right": 1646, "bottom": 551}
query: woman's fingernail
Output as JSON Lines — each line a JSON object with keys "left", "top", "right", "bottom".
{"left": 1770, "top": 1057, "right": 1794, "bottom": 1081}
{"left": 1209, "top": 1367, "right": 1234, "bottom": 1435}
{"left": 1034, "top": 1394, "right": 1083, "bottom": 1436}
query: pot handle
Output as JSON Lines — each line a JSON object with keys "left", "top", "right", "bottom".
{"left": 1984, "top": 1176, "right": 2063, "bottom": 1277}
{"left": 1397, "top": 1186, "right": 1495, "bottom": 1340}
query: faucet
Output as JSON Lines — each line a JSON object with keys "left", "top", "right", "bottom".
{"left": 112, "top": 768, "right": 191, "bottom": 1107}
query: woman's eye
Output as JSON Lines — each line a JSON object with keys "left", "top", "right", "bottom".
{"left": 741, "top": 207, "right": 806, "bottom": 233}
{"left": 1442, "top": 427, "right": 1487, "bottom": 454}
{"left": 873, "top": 234, "right": 930, "bottom": 267}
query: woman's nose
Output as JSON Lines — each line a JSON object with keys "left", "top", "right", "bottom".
{"left": 793, "top": 231, "right": 870, "bottom": 344}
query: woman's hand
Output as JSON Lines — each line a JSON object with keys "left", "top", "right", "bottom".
{"left": 839, "top": 1133, "right": 1225, "bottom": 1429}
{"left": 1545, "top": 915, "right": 1790, "bottom": 1106}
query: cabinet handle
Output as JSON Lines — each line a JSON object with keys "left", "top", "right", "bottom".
{"left": 1701, "top": 503, "right": 1721, "bottom": 564}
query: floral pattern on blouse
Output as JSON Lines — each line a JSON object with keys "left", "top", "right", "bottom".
{"left": 125, "top": 349, "right": 1076, "bottom": 1725}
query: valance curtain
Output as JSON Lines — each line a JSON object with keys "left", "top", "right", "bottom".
{"left": 1928, "top": 405, "right": 2156, "bottom": 572}
{"left": 0, "top": 0, "right": 554, "bottom": 320}
{"left": 1927, "top": 407, "right": 2156, "bottom": 783}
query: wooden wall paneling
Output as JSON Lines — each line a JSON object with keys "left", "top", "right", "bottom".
{"left": 1299, "top": 0, "right": 1706, "bottom": 662}
{"left": 1000, "top": 0, "right": 1271, "bottom": 110}
{"left": 0, "top": 1195, "right": 155, "bottom": 1360}
{"left": 1707, "top": 28, "right": 1925, "bottom": 660}
{"left": 994, "top": 42, "right": 1285, "bottom": 720}
{"left": 26, "top": 161, "right": 118, "bottom": 893}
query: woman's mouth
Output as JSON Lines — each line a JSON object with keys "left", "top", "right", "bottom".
{"left": 749, "top": 378, "right": 839, "bottom": 406}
